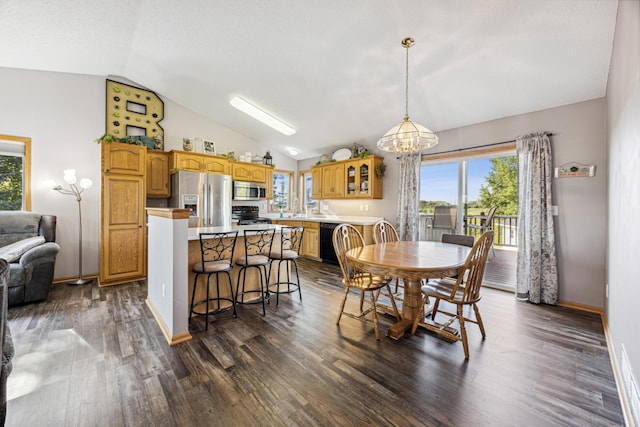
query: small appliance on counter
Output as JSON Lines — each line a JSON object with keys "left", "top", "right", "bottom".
{"left": 232, "top": 206, "right": 272, "bottom": 225}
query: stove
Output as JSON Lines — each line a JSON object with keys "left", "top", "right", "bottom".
{"left": 232, "top": 206, "right": 272, "bottom": 225}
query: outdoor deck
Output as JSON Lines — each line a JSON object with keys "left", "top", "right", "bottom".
{"left": 483, "top": 246, "right": 517, "bottom": 290}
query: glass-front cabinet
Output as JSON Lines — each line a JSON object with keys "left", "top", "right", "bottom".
{"left": 311, "top": 155, "right": 383, "bottom": 200}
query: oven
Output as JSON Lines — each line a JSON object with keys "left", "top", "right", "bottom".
{"left": 232, "top": 206, "right": 272, "bottom": 225}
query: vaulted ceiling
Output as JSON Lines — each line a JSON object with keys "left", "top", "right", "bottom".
{"left": 0, "top": 0, "right": 618, "bottom": 159}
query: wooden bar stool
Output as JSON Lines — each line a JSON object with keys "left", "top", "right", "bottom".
{"left": 268, "top": 226, "right": 304, "bottom": 305}
{"left": 190, "top": 231, "right": 238, "bottom": 330}
{"left": 235, "top": 229, "right": 275, "bottom": 316}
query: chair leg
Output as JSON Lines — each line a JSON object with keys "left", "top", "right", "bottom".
{"left": 457, "top": 305, "right": 470, "bottom": 359}
{"left": 257, "top": 266, "right": 266, "bottom": 316}
{"left": 293, "top": 259, "right": 302, "bottom": 301}
{"left": 411, "top": 293, "right": 428, "bottom": 335}
{"left": 370, "top": 291, "right": 381, "bottom": 341}
{"left": 205, "top": 275, "right": 211, "bottom": 331}
{"left": 473, "top": 303, "right": 486, "bottom": 338}
{"left": 384, "top": 283, "right": 401, "bottom": 321}
{"left": 431, "top": 298, "right": 441, "bottom": 322}
{"left": 226, "top": 271, "right": 237, "bottom": 318}
{"left": 190, "top": 273, "right": 199, "bottom": 321}
{"left": 336, "top": 287, "right": 349, "bottom": 324}
{"left": 359, "top": 290, "right": 365, "bottom": 313}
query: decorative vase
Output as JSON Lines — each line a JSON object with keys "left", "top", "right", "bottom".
{"left": 183, "top": 138, "right": 193, "bottom": 152}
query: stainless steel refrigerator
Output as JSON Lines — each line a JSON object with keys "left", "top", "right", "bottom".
{"left": 169, "top": 171, "right": 232, "bottom": 228}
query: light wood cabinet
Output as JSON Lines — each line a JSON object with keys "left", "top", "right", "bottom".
{"left": 232, "top": 162, "right": 269, "bottom": 183}
{"left": 265, "top": 168, "right": 274, "bottom": 200}
{"left": 101, "top": 142, "right": 145, "bottom": 175}
{"left": 146, "top": 150, "right": 170, "bottom": 198}
{"left": 311, "top": 156, "right": 383, "bottom": 200}
{"left": 311, "top": 167, "right": 323, "bottom": 200}
{"left": 100, "top": 143, "right": 146, "bottom": 286}
{"left": 169, "top": 150, "right": 230, "bottom": 175}
{"left": 321, "top": 163, "right": 345, "bottom": 198}
{"left": 344, "top": 157, "right": 383, "bottom": 199}
{"left": 301, "top": 222, "right": 320, "bottom": 259}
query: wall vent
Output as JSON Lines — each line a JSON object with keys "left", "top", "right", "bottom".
{"left": 621, "top": 344, "right": 640, "bottom": 426}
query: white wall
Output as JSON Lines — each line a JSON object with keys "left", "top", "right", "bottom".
{"left": 0, "top": 67, "right": 296, "bottom": 279}
{"left": 606, "top": 0, "right": 640, "bottom": 418}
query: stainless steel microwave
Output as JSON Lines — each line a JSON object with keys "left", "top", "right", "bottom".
{"left": 233, "top": 181, "right": 266, "bottom": 200}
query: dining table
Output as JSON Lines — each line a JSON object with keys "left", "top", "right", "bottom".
{"left": 346, "top": 240, "right": 470, "bottom": 340}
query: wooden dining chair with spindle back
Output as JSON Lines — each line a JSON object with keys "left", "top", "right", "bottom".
{"left": 373, "top": 220, "right": 403, "bottom": 299}
{"left": 412, "top": 231, "right": 494, "bottom": 359}
{"left": 332, "top": 223, "right": 400, "bottom": 340}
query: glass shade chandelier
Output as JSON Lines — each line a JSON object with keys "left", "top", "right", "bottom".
{"left": 377, "top": 37, "right": 438, "bottom": 153}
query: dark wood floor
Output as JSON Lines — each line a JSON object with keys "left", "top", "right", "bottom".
{"left": 6, "top": 259, "right": 623, "bottom": 426}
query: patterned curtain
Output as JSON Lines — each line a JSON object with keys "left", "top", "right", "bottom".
{"left": 516, "top": 132, "right": 558, "bottom": 304}
{"left": 396, "top": 152, "right": 421, "bottom": 241}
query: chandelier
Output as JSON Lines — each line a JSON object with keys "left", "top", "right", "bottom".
{"left": 377, "top": 37, "right": 438, "bottom": 153}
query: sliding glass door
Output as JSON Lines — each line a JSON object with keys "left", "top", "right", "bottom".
{"left": 420, "top": 151, "right": 517, "bottom": 290}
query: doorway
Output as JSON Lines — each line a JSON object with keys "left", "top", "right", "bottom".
{"left": 419, "top": 151, "right": 517, "bottom": 291}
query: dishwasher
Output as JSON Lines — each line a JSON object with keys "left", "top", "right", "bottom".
{"left": 319, "top": 222, "right": 339, "bottom": 264}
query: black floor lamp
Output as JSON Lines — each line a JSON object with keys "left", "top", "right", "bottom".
{"left": 44, "top": 169, "right": 93, "bottom": 285}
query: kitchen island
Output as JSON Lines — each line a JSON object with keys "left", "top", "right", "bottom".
{"left": 146, "top": 208, "right": 285, "bottom": 345}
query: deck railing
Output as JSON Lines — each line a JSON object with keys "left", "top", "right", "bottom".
{"left": 464, "top": 215, "right": 518, "bottom": 247}
{"left": 418, "top": 213, "right": 518, "bottom": 247}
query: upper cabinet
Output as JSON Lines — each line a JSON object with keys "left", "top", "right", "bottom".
{"left": 146, "top": 150, "right": 170, "bottom": 198}
{"left": 169, "top": 150, "right": 230, "bottom": 175}
{"left": 102, "top": 142, "right": 145, "bottom": 175}
{"left": 232, "top": 162, "right": 270, "bottom": 183}
{"left": 311, "top": 155, "right": 383, "bottom": 200}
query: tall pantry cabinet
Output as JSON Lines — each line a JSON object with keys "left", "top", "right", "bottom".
{"left": 100, "top": 142, "right": 147, "bottom": 286}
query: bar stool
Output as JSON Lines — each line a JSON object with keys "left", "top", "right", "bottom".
{"left": 235, "top": 229, "right": 275, "bottom": 315}
{"left": 268, "top": 226, "right": 304, "bottom": 305}
{"left": 190, "top": 231, "right": 238, "bottom": 330}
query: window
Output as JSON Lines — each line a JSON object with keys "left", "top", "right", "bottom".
{"left": 270, "top": 170, "right": 293, "bottom": 212}
{"left": 0, "top": 135, "right": 31, "bottom": 211}
{"left": 300, "top": 171, "right": 317, "bottom": 212}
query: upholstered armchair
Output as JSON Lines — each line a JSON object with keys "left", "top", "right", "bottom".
{"left": 0, "top": 211, "right": 60, "bottom": 307}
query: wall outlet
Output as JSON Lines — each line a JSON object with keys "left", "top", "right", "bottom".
{"left": 162, "top": 283, "right": 166, "bottom": 298}
{"left": 364, "top": 204, "right": 369, "bottom": 211}
{"left": 552, "top": 205, "right": 559, "bottom": 216}
{"left": 359, "top": 204, "right": 364, "bottom": 211}
{"left": 606, "top": 283, "right": 609, "bottom": 299}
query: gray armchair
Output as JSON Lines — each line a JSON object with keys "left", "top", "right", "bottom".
{"left": 0, "top": 211, "right": 60, "bottom": 306}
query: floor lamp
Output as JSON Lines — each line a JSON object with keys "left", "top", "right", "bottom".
{"left": 44, "top": 169, "right": 93, "bottom": 285}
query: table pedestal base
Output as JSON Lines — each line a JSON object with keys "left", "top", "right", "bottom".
{"left": 386, "top": 319, "right": 413, "bottom": 340}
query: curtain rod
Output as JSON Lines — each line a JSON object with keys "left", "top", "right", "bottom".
{"left": 420, "top": 132, "right": 554, "bottom": 157}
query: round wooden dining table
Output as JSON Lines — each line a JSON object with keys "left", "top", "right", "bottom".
{"left": 346, "top": 240, "right": 470, "bottom": 340}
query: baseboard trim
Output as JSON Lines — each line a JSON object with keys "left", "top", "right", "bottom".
{"left": 557, "top": 299, "right": 604, "bottom": 315}
{"left": 145, "top": 298, "right": 192, "bottom": 346}
{"left": 52, "top": 274, "right": 99, "bottom": 285}
{"left": 601, "top": 314, "right": 636, "bottom": 427}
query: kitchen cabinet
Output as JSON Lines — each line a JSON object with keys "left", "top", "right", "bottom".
{"left": 345, "top": 157, "right": 383, "bottom": 199}
{"left": 100, "top": 142, "right": 146, "bottom": 286}
{"left": 301, "top": 221, "right": 320, "bottom": 259}
{"left": 169, "top": 150, "right": 230, "bottom": 175}
{"left": 232, "top": 162, "right": 269, "bottom": 183}
{"left": 265, "top": 168, "right": 274, "bottom": 200}
{"left": 146, "top": 150, "right": 170, "bottom": 198}
{"left": 311, "top": 156, "right": 383, "bottom": 200}
{"left": 321, "top": 163, "right": 345, "bottom": 198}
{"left": 311, "top": 167, "right": 323, "bottom": 200}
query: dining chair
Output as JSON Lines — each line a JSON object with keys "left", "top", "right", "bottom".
{"left": 190, "top": 231, "right": 238, "bottom": 330}
{"left": 268, "top": 226, "right": 304, "bottom": 305}
{"left": 411, "top": 231, "right": 494, "bottom": 359}
{"left": 235, "top": 229, "right": 275, "bottom": 316}
{"left": 441, "top": 233, "right": 474, "bottom": 248}
{"left": 425, "top": 206, "right": 457, "bottom": 240}
{"left": 332, "top": 223, "right": 400, "bottom": 340}
{"left": 373, "top": 220, "right": 402, "bottom": 293}
{"left": 467, "top": 205, "right": 497, "bottom": 256}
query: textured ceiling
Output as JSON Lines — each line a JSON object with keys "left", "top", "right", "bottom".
{"left": 0, "top": 0, "right": 618, "bottom": 159}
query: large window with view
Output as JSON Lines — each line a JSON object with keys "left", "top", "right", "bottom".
{"left": 0, "top": 135, "right": 30, "bottom": 211}
{"left": 420, "top": 149, "right": 517, "bottom": 290}
{"left": 270, "top": 170, "right": 294, "bottom": 212}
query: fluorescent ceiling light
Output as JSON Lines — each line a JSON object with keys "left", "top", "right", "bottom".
{"left": 230, "top": 96, "right": 296, "bottom": 136}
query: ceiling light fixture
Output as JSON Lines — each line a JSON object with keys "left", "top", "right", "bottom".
{"left": 230, "top": 96, "right": 296, "bottom": 136}
{"left": 289, "top": 148, "right": 299, "bottom": 156}
{"left": 377, "top": 37, "right": 438, "bottom": 153}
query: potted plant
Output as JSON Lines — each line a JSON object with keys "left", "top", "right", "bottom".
{"left": 375, "top": 162, "right": 386, "bottom": 178}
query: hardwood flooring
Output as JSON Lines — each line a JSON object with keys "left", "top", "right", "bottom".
{"left": 6, "top": 258, "right": 623, "bottom": 426}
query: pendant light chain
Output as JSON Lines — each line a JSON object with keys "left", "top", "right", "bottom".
{"left": 405, "top": 42, "right": 410, "bottom": 121}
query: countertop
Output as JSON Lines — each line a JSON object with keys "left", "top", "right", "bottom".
{"left": 187, "top": 224, "right": 283, "bottom": 241}
{"left": 268, "top": 214, "right": 384, "bottom": 226}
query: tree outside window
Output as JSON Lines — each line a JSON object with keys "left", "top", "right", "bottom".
{"left": 0, "top": 153, "right": 24, "bottom": 210}
{"left": 272, "top": 171, "right": 292, "bottom": 211}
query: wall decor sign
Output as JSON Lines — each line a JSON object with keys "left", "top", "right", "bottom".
{"left": 554, "top": 162, "right": 595, "bottom": 178}
{"left": 105, "top": 79, "right": 164, "bottom": 148}
{"left": 203, "top": 140, "right": 216, "bottom": 155}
